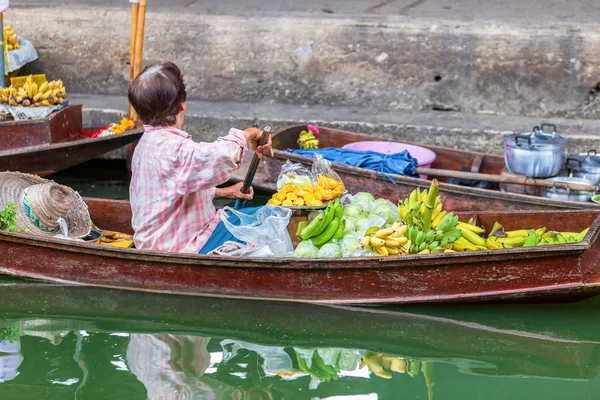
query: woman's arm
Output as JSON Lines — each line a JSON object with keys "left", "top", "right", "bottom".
{"left": 174, "top": 128, "right": 247, "bottom": 195}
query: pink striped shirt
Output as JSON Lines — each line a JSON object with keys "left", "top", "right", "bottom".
{"left": 130, "top": 125, "right": 247, "bottom": 253}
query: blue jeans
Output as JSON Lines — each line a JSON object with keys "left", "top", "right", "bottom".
{"left": 199, "top": 206, "right": 262, "bottom": 254}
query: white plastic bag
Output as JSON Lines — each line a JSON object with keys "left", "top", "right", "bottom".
{"left": 276, "top": 160, "right": 315, "bottom": 191}
{"left": 220, "top": 205, "right": 293, "bottom": 257}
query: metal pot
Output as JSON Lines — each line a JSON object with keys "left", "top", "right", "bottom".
{"left": 504, "top": 123, "right": 567, "bottom": 178}
{"left": 544, "top": 175, "right": 596, "bottom": 202}
{"left": 567, "top": 150, "right": 600, "bottom": 185}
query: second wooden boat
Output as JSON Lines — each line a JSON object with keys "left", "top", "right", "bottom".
{"left": 0, "top": 198, "right": 600, "bottom": 304}
{"left": 231, "top": 125, "right": 600, "bottom": 211}
{"left": 0, "top": 104, "right": 144, "bottom": 176}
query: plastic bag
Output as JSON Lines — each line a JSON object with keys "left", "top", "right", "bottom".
{"left": 220, "top": 205, "right": 293, "bottom": 257}
{"left": 311, "top": 154, "right": 345, "bottom": 201}
{"left": 276, "top": 160, "right": 315, "bottom": 191}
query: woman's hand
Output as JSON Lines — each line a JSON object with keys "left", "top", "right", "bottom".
{"left": 244, "top": 127, "right": 274, "bottom": 158}
{"left": 215, "top": 182, "right": 254, "bottom": 200}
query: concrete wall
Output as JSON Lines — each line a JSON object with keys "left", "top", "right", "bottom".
{"left": 11, "top": 6, "right": 600, "bottom": 120}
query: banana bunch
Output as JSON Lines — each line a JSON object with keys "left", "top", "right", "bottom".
{"left": 452, "top": 220, "right": 488, "bottom": 251}
{"left": 0, "top": 76, "right": 67, "bottom": 107}
{"left": 297, "top": 198, "right": 345, "bottom": 246}
{"left": 3, "top": 25, "right": 20, "bottom": 51}
{"left": 397, "top": 179, "right": 461, "bottom": 254}
{"left": 486, "top": 223, "right": 589, "bottom": 249}
{"left": 359, "top": 352, "right": 408, "bottom": 379}
{"left": 361, "top": 221, "right": 409, "bottom": 256}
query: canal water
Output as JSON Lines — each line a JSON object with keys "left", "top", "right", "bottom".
{"left": 1, "top": 162, "right": 599, "bottom": 399}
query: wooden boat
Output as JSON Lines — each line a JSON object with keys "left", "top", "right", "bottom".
{"left": 1, "top": 197, "right": 600, "bottom": 304}
{"left": 0, "top": 104, "right": 144, "bottom": 176}
{"left": 1, "top": 282, "right": 599, "bottom": 380}
{"left": 230, "top": 125, "right": 600, "bottom": 211}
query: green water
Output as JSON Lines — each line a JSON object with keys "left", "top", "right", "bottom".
{"left": 1, "top": 282, "right": 600, "bottom": 399}
{"left": 2, "top": 163, "right": 599, "bottom": 399}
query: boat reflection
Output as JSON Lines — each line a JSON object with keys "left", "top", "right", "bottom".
{"left": 1, "top": 282, "right": 600, "bottom": 399}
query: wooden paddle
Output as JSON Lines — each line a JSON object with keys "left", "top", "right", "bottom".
{"left": 234, "top": 127, "right": 272, "bottom": 209}
{"left": 416, "top": 167, "right": 598, "bottom": 192}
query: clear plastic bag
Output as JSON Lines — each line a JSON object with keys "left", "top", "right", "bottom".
{"left": 311, "top": 154, "right": 345, "bottom": 201}
{"left": 276, "top": 160, "right": 315, "bottom": 191}
{"left": 220, "top": 205, "right": 293, "bottom": 257}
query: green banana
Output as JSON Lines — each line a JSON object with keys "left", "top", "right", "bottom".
{"left": 312, "top": 203, "right": 336, "bottom": 237}
{"left": 333, "top": 199, "right": 343, "bottom": 219}
{"left": 415, "top": 231, "right": 425, "bottom": 246}
{"left": 296, "top": 221, "right": 308, "bottom": 236}
{"left": 333, "top": 219, "right": 345, "bottom": 240}
{"left": 556, "top": 234, "right": 567, "bottom": 244}
{"left": 311, "top": 219, "right": 340, "bottom": 246}
{"left": 300, "top": 212, "right": 327, "bottom": 240}
{"left": 424, "top": 230, "right": 436, "bottom": 243}
{"left": 576, "top": 227, "right": 590, "bottom": 242}
{"left": 523, "top": 231, "right": 538, "bottom": 247}
{"left": 428, "top": 241, "right": 440, "bottom": 250}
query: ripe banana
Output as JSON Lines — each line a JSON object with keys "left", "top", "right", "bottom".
{"left": 457, "top": 225, "right": 487, "bottom": 247}
{"left": 370, "top": 236, "right": 386, "bottom": 248}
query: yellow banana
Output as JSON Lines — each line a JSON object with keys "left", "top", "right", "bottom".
{"left": 505, "top": 229, "right": 529, "bottom": 238}
{"left": 51, "top": 88, "right": 60, "bottom": 97}
{"left": 452, "top": 236, "right": 480, "bottom": 251}
{"left": 22, "top": 82, "right": 30, "bottom": 94}
{"left": 41, "top": 100, "right": 52, "bottom": 107}
{"left": 392, "top": 225, "right": 408, "bottom": 237}
{"left": 33, "top": 92, "right": 43, "bottom": 102}
{"left": 458, "top": 226, "right": 487, "bottom": 247}
{"left": 431, "top": 203, "right": 443, "bottom": 221}
{"left": 384, "top": 239, "right": 401, "bottom": 248}
{"left": 15, "top": 95, "right": 23, "bottom": 103}
{"left": 9, "top": 87, "right": 17, "bottom": 96}
{"left": 373, "top": 245, "right": 389, "bottom": 256}
{"left": 386, "top": 246, "right": 399, "bottom": 255}
{"left": 360, "top": 235, "right": 371, "bottom": 248}
{"left": 375, "top": 228, "right": 394, "bottom": 239}
{"left": 390, "top": 221, "right": 402, "bottom": 230}
{"left": 418, "top": 249, "right": 431, "bottom": 255}
{"left": 444, "top": 248, "right": 456, "bottom": 253}
{"left": 38, "top": 81, "right": 48, "bottom": 93}
{"left": 457, "top": 221, "right": 485, "bottom": 235}
{"left": 41, "top": 90, "right": 52, "bottom": 100}
{"left": 370, "top": 236, "right": 386, "bottom": 248}
{"left": 431, "top": 211, "right": 447, "bottom": 228}
{"left": 486, "top": 237, "right": 502, "bottom": 250}
{"left": 30, "top": 82, "right": 38, "bottom": 98}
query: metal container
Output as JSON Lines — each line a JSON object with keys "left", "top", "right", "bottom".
{"left": 504, "top": 123, "right": 567, "bottom": 178}
{"left": 544, "top": 176, "right": 596, "bottom": 202}
{"left": 567, "top": 150, "right": 600, "bottom": 185}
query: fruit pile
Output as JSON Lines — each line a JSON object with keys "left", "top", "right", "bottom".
{"left": 294, "top": 199, "right": 345, "bottom": 257}
{"left": 4, "top": 25, "right": 20, "bottom": 51}
{"left": 98, "top": 118, "right": 135, "bottom": 137}
{"left": 367, "top": 179, "right": 461, "bottom": 255}
{"left": 0, "top": 76, "right": 67, "bottom": 107}
{"left": 268, "top": 176, "right": 344, "bottom": 207}
{"left": 459, "top": 222, "right": 590, "bottom": 250}
{"left": 297, "top": 125, "right": 320, "bottom": 149}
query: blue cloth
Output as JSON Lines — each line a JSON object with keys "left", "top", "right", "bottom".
{"left": 285, "top": 148, "right": 419, "bottom": 182}
{"left": 199, "top": 206, "right": 262, "bottom": 254}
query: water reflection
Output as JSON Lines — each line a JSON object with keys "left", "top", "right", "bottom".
{"left": 1, "top": 283, "right": 600, "bottom": 399}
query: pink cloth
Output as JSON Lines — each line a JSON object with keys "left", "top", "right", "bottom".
{"left": 130, "top": 125, "right": 247, "bottom": 253}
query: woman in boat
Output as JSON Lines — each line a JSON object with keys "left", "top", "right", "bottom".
{"left": 128, "top": 62, "right": 273, "bottom": 254}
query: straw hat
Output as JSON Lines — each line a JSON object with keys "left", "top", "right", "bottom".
{"left": 0, "top": 172, "right": 91, "bottom": 238}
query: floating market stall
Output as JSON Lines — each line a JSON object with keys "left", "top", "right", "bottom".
{"left": 230, "top": 124, "right": 600, "bottom": 211}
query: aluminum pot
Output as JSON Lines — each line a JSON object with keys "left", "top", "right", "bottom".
{"left": 567, "top": 150, "right": 600, "bottom": 185}
{"left": 504, "top": 123, "right": 567, "bottom": 178}
{"left": 544, "top": 176, "right": 596, "bottom": 202}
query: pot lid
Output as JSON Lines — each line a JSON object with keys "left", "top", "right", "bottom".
{"left": 506, "top": 124, "right": 567, "bottom": 148}
{"left": 583, "top": 154, "right": 600, "bottom": 167}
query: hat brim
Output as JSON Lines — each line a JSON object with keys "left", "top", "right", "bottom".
{"left": 0, "top": 172, "right": 91, "bottom": 238}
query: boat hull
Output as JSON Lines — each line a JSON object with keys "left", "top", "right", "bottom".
{"left": 1, "top": 199, "right": 600, "bottom": 305}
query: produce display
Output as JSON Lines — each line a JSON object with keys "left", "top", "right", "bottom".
{"left": 97, "top": 117, "right": 136, "bottom": 137}
{"left": 297, "top": 124, "right": 320, "bottom": 149}
{"left": 269, "top": 156, "right": 345, "bottom": 207}
{"left": 0, "top": 75, "right": 67, "bottom": 107}
{"left": 3, "top": 25, "right": 20, "bottom": 51}
{"left": 291, "top": 178, "right": 592, "bottom": 258}
{"left": 96, "top": 230, "right": 134, "bottom": 248}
